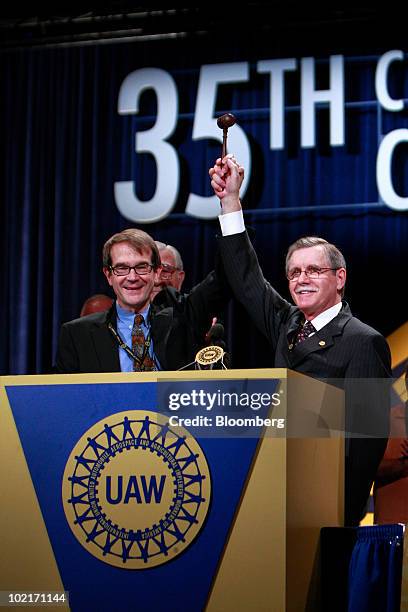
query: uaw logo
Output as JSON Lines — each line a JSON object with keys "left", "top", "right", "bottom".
{"left": 62, "top": 410, "right": 211, "bottom": 569}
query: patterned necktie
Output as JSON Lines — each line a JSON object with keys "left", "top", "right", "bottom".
{"left": 294, "top": 320, "right": 315, "bottom": 346}
{"left": 131, "top": 314, "right": 155, "bottom": 371}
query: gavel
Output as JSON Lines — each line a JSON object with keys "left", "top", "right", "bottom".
{"left": 217, "top": 113, "right": 236, "bottom": 159}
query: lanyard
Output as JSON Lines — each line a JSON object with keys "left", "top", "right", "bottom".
{"left": 108, "top": 321, "right": 154, "bottom": 371}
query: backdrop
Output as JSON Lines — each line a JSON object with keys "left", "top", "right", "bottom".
{"left": 1, "top": 14, "right": 407, "bottom": 374}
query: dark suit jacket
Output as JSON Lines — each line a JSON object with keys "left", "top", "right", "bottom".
{"left": 55, "top": 270, "right": 229, "bottom": 374}
{"left": 219, "top": 230, "right": 392, "bottom": 525}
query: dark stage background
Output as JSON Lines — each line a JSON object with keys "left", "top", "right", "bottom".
{"left": 1, "top": 5, "right": 407, "bottom": 374}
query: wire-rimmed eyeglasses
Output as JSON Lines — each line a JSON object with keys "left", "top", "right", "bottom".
{"left": 287, "top": 266, "right": 338, "bottom": 281}
{"left": 160, "top": 264, "right": 180, "bottom": 279}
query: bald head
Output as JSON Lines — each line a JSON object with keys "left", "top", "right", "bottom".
{"left": 80, "top": 294, "right": 113, "bottom": 317}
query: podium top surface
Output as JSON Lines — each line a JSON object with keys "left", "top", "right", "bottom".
{"left": 1, "top": 368, "right": 291, "bottom": 386}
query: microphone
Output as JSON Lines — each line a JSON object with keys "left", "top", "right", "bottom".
{"left": 178, "top": 319, "right": 230, "bottom": 371}
{"left": 205, "top": 321, "right": 230, "bottom": 369}
{"left": 206, "top": 323, "right": 225, "bottom": 344}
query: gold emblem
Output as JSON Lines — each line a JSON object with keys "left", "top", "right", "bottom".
{"left": 195, "top": 345, "right": 224, "bottom": 366}
{"left": 319, "top": 340, "right": 326, "bottom": 346}
{"left": 62, "top": 410, "right": 211, "bottom": 569}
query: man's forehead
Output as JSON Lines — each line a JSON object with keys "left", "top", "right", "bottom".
{"left": 160, "top": 249, "right": 176, "bottom": 267}
{"left": 288, "top": 245, "right": 328, "bottom": 266}
{"left": 110, "top": 242, "right": 152, "bottom": 262}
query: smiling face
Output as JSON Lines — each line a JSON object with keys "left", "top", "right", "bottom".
{"left": 103, "top": 242, "right": 159, "bottom": 312}
{"left": 287, "top": 245, "right": 346, "bottom": 320}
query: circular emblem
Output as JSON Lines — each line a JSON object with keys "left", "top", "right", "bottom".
{"left": 195, "top": 345, "right": 224, "bottom": 366}
{"left": 62, "top": 411, "right": 211, "bottom": 569}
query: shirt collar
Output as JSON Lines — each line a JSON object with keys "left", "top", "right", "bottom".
{"left": 309, "top": 302, "right": 342, "bottom": 331}
{"left": 115, "top": 302, "right": 151, "bottom": 324}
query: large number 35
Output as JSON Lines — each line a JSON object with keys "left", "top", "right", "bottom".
{"left": 114, "top": 64, "right": 251, "bottom": 223}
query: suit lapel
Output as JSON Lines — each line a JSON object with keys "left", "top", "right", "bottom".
{"left": 286, "top": 310, "right": 304, "bottom": 344}
{"left": 150, "top": 305, "right": 174, "bottom": 369}
{"left": 90, "top": 307, "right": 121, "bottom": 372}
{"left": 287, "top": 303, "right": 352, "bottom": 369}
{"left": 87, "top": 303, "right": 175, "bottom": 373}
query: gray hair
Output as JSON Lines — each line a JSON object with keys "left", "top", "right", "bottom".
{"left": 155, "top": 241, "right": 184, "bottom": 270}
{"left": 285, "top": 236, "right": 346, "bottom": 296}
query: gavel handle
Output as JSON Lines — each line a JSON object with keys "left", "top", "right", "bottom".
{"left": 221, "top": 128, "right": 228, "bottom": 159}
{"left": 219, "top": 130, "right": 229, "bottom": 207}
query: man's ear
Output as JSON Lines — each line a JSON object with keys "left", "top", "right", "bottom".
{"left": 336, "top": 267, "right": 346, "bottom": 292}
{"left": 103, "top": 266, "right": 113, "bottom": 286}
{"left": 153, "top": 266, "right": 162, "bottom": 284}
{"left": 178, "top": 270, "right": 186, "bottom": 289}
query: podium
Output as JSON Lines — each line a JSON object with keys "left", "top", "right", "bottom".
{"left": 0, "top": 369, "right": 344, "bottom": 611}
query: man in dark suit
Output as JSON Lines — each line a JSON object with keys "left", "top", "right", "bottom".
{"left": 56, "top": 228, "right": 227, "bottom": 374}
{"left": 209, "top": 155, "right": 391, "bottom": 525}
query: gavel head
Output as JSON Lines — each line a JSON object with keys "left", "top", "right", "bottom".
{"left": 217, "top": 113, "right": 236, "bottom": 130}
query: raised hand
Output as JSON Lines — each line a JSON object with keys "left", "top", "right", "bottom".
{"left": 208, "top": 154, "right": 244, "bottom": 214}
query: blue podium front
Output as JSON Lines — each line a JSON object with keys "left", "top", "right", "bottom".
{"left": 1, "top": 370, "right": 290, "bottom": 612}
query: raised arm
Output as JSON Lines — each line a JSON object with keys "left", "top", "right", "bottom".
{"left": 209, "top": 155, "right": 292, "bottom": 348}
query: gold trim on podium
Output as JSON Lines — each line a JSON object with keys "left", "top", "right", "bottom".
{"left": 0, "top": 384, "right": 67, "bottom": 611}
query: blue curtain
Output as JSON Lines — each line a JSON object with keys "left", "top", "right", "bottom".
{"left": 1, "top": 40, "right": 407, "bottom": 374}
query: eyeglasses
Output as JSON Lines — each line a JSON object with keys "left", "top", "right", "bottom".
{"left": 160, "top": 264, "right": 180, "bottom": 279}
{"left": 110, "top": 263, "right": 154, "bottom": 276}
{"left": 287, "top": 266, "right": 338, "bottom": 281}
